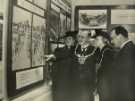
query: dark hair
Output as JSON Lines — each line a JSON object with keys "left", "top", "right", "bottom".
{"left": 113, "top": 26, "right": 128, "bottom": 38}
{"left": 64, "top": 31, "right": 78, "bottom": 39}
{"left": 93, "top": 29, "right": 111, "bottom": 42}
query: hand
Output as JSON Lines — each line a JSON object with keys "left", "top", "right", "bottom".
{"left": 44, "top": 54, "right": 55, "bottom": 61}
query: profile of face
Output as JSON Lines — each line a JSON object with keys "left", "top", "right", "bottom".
{"left": 65, "top": 36, "right": 75, "bottom": 47}
{"left": 111, "top": 30, "right": 121, "bottom": 48}
{"left": 77, "top": 31, "right": 89, "bottom": 46}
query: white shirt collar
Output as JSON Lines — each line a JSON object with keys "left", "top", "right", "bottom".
{"left": 120, "top": 40, "right": 131, "bottom": 49}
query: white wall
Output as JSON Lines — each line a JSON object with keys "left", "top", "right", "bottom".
{"left": 71, "top": 0, "right": 135, "bottom": 30}
{"left": 0, "top": 0, "right": 4, "bottom": 13}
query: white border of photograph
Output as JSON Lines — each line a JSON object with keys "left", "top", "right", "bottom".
{"left": 16, "top": 67, "right": 43, "bottom": 89}
{"left": 79, "top": 10, "right": 107, "bottom": 29}
{"left": 12, "top": 6, "right": 32, "bottom": 71}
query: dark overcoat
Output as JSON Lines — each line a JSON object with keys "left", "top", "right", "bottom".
{"left": 51, "top": 46, "right": 77, "bottom": 101}
{"left": 112, "top": 41, "right": 135, "bottom": 101}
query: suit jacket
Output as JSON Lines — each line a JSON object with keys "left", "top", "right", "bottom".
{"left": 112, "top": 41, "right": 135, "bottom": 101}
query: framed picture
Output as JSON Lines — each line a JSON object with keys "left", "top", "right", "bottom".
{"left": 75, "top": 6, "right": 109, "bottom": 30}
{"left": 12, "top": 6, "right": 32, "bottom": 71}
{"left": 79, "top": 10, "right": 107, "bottom": 29}
{"left": 32, "top": 15, "right": 46, "bottom": 67}
{"left": 49, "top": 9, "right": 60, "bottom": 42}
{"left": 7, "top": 1, "right": 46, "bottom": 97}
{"left": 66, "top": 17, "right": 71, "bottom": 31}
{"left": 60, "top": 12, "right": 67, "bottom": 37}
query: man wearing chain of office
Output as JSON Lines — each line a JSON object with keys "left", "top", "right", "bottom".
{"left": 72, "top": 30, "right": 99, "bottom": 101}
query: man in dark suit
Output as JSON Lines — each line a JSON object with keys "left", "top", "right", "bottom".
{"left": 73, "top": 30, "right": 98, "bottom": 101}
{"left": 110, "top": 26, "right": 135, "bottom": 101}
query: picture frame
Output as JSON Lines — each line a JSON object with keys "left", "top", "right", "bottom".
{"left": 49, "top": 9, "right": 60, "bottom": 42}
{"left": 79, "top": 10, "right": 107, "bottom": 29}
{"left": 60, "top": 12, "right": 67, "bottom": 37}
{"left": 6, "top": 0, "right": 46, "bottom": 98}
{"left": 75, "top": 6, "right": 109, "bottom": 30}
{"left": 12, "top": 6, "right": 32, "bottom": 71}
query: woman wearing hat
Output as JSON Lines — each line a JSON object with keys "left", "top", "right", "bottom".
{"left": 45, "top": 31, "right": 78, "bottom": 101}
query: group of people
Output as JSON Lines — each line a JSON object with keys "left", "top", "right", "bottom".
{"left": 45, "top": 26, "right": 135, "bottom": 101}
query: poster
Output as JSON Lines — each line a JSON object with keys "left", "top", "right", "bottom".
{"left": 66, "top": 17, "right": 71, "bottom": 31}
{"left": 111, "top": 9, "right": 135, "bottom": 24}
{"left": 49, "top": 10, "right": 60, "bottom": 42}
{"left": 12, "top": 6, "right": 32, "bottom": 70}
{"left": 79, "top": 10, "right": 107, "bottom": 29}
{"left": 60, "top": 13, "right": 67, "bottom": 37}
{"left": 32, "top": 15, "right": 46, "bottom": 67}
{"left": 16, "top": 67, "right": 43, "bottom": 89}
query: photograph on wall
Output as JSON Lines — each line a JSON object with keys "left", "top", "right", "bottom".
{"left": 60, "top": 13, "right": 67, "bottom": 37}
{"left": 66, "top": 17, "right": 71, "bottom": 31}
{"left": 49, "top": 9, "right": 60, "bottom": 42}
{"left": 16, "top": 67, "right": 43, "bottom": 89}
{"left": 111, "top": 9, "right": 135, "bottom": 24}
{"left": 79, "top": 10, "right": 107, "bottom": 29}
{"left": 17, "top": 0, "right": 44, "bottom": 16}
{"left": 32, "top": 15, "right": 46, "bottom": 67}
{"left": 34, "top": 0, "right": 47, "bottom": 9}
{"left": 12, "top": 6, "right": 32, "bottom": 71}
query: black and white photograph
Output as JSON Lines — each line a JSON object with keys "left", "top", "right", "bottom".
{"left": 49, "top": 9, "right": 60, "bottom": 42}
{"left": 60, "top": 13, "right": 67, "bottom": 37}
{"left": 66, "top": 17, "right": 71, "bottom": 31}
{"left": 2, "top": 0, "right": 135, "bottom": 101}
{"left": 79, "top": 10, "right": 107, "bottom": 29}
{"left": 12, "top": 6, "right": 32, "bottom": 70}
{"left": 32, "top": 15, "right": 46, "bottom": 67}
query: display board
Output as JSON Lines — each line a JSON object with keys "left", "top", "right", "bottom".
{"left": 7, "top": 0, "right": 47, "bottom": 98}
{"left": 49, "top": 0, "right": 71, "bottom": 51}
